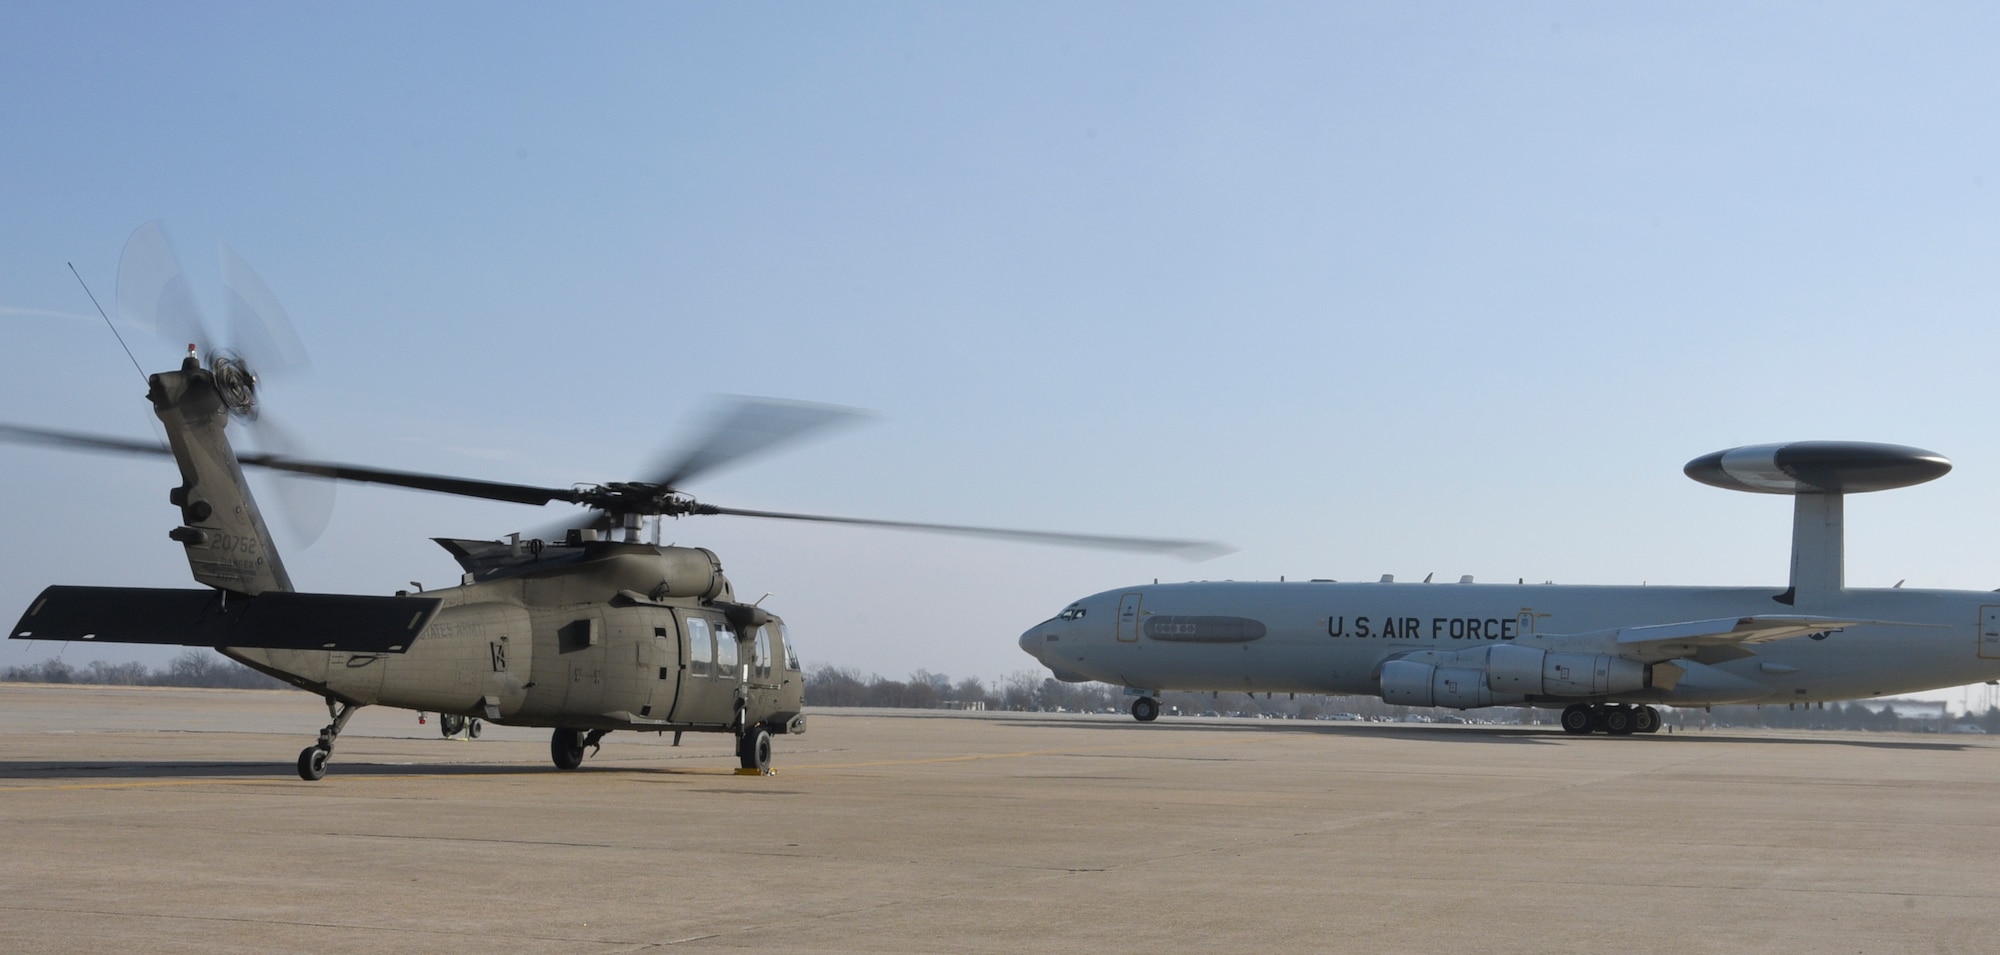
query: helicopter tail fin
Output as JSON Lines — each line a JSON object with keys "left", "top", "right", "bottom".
{"left": 148, "top": 357, "right": 293, "bottom": 595}
{"left": 10, "top": 586, "right": 439, "bottom": 653}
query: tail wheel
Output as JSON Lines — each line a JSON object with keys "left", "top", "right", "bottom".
{"left": 1560, "top": 704, "right": 1594, "bottom": 735}
{"left": 551, "top": 728, "right": 586, "bottom": 770}
{"left": 297, "top": 746, "right": 329, "bottom": 781}
{"left": 737, "top": 728, "right": 773, "bottom": 772}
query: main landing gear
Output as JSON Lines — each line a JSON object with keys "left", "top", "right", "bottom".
{"left": 550, "top": 728, "right": 607, "bottom": 770}
{"left": 736, "top": 727, "right": 773, "bottom": 773}
{"left": 1131, "top": 697, "right": 1161, "bottom": 722}
{"left": 1559, "top": 703, "right": 1662, "bottom": 736}
{"left": 297, "top": 698, "right": 363, "bottom": 781}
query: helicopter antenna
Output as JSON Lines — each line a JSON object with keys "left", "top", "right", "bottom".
{"left": 69, "top": 261, "right": 146, "bottom": 383}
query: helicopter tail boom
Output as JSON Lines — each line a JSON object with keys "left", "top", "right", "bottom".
{"left": 10, "top": 586, "right": 440, "bottom": 654}
{"left": 150, "top": 357, "right": 293, "bottom": 595}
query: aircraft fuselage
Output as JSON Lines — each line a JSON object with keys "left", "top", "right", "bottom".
{"left": 1020, "top": 581, "right": 2000, "bottom": 707}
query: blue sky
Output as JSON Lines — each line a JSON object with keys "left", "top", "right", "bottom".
{"left": 5, "top": 3, "right": 2000, "bottom": 701}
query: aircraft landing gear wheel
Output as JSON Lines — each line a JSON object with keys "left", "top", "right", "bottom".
{"left": 1132, "top": 697, "right": 1160, "bottom": 722}
{"left": 468, "top": 719, "right": 482, "bottom": 739}
{"left": 1632, "top": 705, "right": 1660, "bottom": 734}
{"left": 1602, "top": 706, "right": 1636, "bottom": 736}
{"left": 297, "top": 746, "right": 329, "bottom": 781}
{"left": 439, "top": 713, "right": 465, "bottom": 737}
{"left": 551, "top": 728, "right": 586, "bottom": 770}
{"left": 1560, "top": 704, "right": 1594, "bottom": 735}
{"left": 737, "top": 728, "right": 773, "bottom": 772}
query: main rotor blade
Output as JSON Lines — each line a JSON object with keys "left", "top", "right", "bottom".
{"left": 234, "top": 453, "right": 580, "bottom": 508}
{"left": 0, "top": 423, "right": 168, "bottom": 457}
{"left": 650, "top": 396, "right": 867, "bottom": 489}
{"left": 701, "top": 505, "right": 1234, "bottom": 561}
{"left": 117, "top": 220, "right": 209, "bottom": 354}
{"left": 0, "top": 423, "right": 578, "bottom": 509}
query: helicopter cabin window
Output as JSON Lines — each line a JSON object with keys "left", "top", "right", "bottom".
{"left": 753, "top": 628, "right": 772, "bottom": 681}
{"left": 781, "top": 623, "right": 801, "bottom": 673}
{"left": 687, "top": 617, "right": 712, "bottom": 677}
{"left": 715, "top": 625, "right": 739, "bottom": 674}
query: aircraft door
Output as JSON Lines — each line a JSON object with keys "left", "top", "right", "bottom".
{"left": 644, "top": 621, "right": 680, "bottom": 718}
{"left": 1117, "top": 593, "right": 1143, "bottom": 643}
{"left": 1980, "top": 606, "right": 2000, "bottom": 660}
{"left": 742, "top": 625, "right": 782, "bottom": 724}
{"left": 666, "top": 613, "right": 736, "bottom": 727}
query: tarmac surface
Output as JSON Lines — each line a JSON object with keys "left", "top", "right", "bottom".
{"left": 2, "top": 683, "right": 1998, "bottom": 954}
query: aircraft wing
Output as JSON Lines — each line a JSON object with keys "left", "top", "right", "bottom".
{"left": 1550, "top": 615, "right": 1879, "bottom": 663}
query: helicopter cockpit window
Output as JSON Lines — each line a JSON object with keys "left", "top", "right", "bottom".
{"left": 687, "top": 617, "right": 712, "bottom": 677}
{"left": 781, "top": 623, "right": 801, "bottom": 672}
{"left": 753, "top": 628, "right": 772, "bottom": 681}
{"left": 1058, "top": 607, "right": 1087, "bottom": 621}
{"left": 716, "top": 625, "right": 739, "bottom": 672}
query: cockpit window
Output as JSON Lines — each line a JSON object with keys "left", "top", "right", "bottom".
{"left": 1057, "top": 607, "right": 1087, "bottom": 621}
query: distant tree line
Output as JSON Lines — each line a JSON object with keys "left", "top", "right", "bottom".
{"left": 1, "top": 650, "right": 286, "bottom": 690}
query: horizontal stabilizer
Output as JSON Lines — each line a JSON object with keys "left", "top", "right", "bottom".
{"left": 11, "top": 586, "right": 441, "bottom": 653}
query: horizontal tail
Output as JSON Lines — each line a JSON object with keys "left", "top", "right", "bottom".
{"left": 11, "top": 586, "right": 440, "bottom": 653}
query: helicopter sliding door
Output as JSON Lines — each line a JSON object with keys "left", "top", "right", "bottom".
{"left": 667, "top": 612, "right": 741, "bottom": 727}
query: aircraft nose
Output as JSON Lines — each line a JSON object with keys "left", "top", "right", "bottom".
{"left": 1017, "top": 629, "right": 1043, "bottom": 661}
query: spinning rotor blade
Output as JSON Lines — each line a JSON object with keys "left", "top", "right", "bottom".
{"left": 231, "top": 453, "right": 578, "bottom": 508}
{"left": 0, "top": 423, "right": 574, "bottom": 507}
{"left": 650, "top": 396, "right": 867, "bottom": 489}
{"left": 117, "top": 220, "right": 209, "bottom": 352}
{"left": 245, "top": 418, "right": 334, "bottom": 547}
{"left": 220, "top": 242, "right": 310, "bottom": 378}
{"left": 699, "top": 505, "right": 1234, "bottom": 561}
{"left": 0, "top": 423, "right": 168, "bottom": 458}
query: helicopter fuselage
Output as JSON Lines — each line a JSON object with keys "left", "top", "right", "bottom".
{"left": 225, "top": 541, "right": 807, "bottom": 737}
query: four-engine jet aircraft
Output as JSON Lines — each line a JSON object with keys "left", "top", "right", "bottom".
{"left": 1020, "top": 442, "right": 2000, "bottom": 734}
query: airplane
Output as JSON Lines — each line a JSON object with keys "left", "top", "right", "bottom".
{"left": 1018, "top": 441, "right": 2000, "bottom": 734}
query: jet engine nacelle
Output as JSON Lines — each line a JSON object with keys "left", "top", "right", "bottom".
{"left": 1486, "top": 644, "right": 1648, "bottom": 698}
{"left": 1379, "top": 660, "right": 1527, "bottom": 709}
{"left": 1379, "top": 645, "right": 1652, "bottom": 708}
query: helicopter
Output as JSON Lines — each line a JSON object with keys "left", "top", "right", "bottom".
{"left": 4, "top": 224, "right": 1223, "bottom": 781}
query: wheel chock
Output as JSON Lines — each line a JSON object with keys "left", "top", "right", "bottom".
{"left": 733, "top": 767, "right": 776, "bottom": 776}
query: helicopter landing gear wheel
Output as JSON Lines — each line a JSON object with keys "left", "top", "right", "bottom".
{"left": 1132, "top": 697, "right": 1160, "bottom": 722}
{"left": 297, "top": 746, "right": 329, "bottom": 781}
{"left": 737, "top": 728, "right": 772, "bottom": 773}
{"left": 1632, "top": 705, "right": 1660, "bottom": 734}
{"left": 551, "top": 728, "right": 586, "bottom": 770}
{"left": 297, "top": 698, "right": 361, "bottom": 781}
{"left": 1560, "top": 704, "right": 1594, "bottom": 735}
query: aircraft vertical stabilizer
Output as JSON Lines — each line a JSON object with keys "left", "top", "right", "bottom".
{"left": 150, "top": 356, "right": 293, "bottom": 595}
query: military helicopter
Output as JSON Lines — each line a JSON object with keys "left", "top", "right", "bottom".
{"left": 3, "top": 224, "right": 1223, "bottom": 781}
